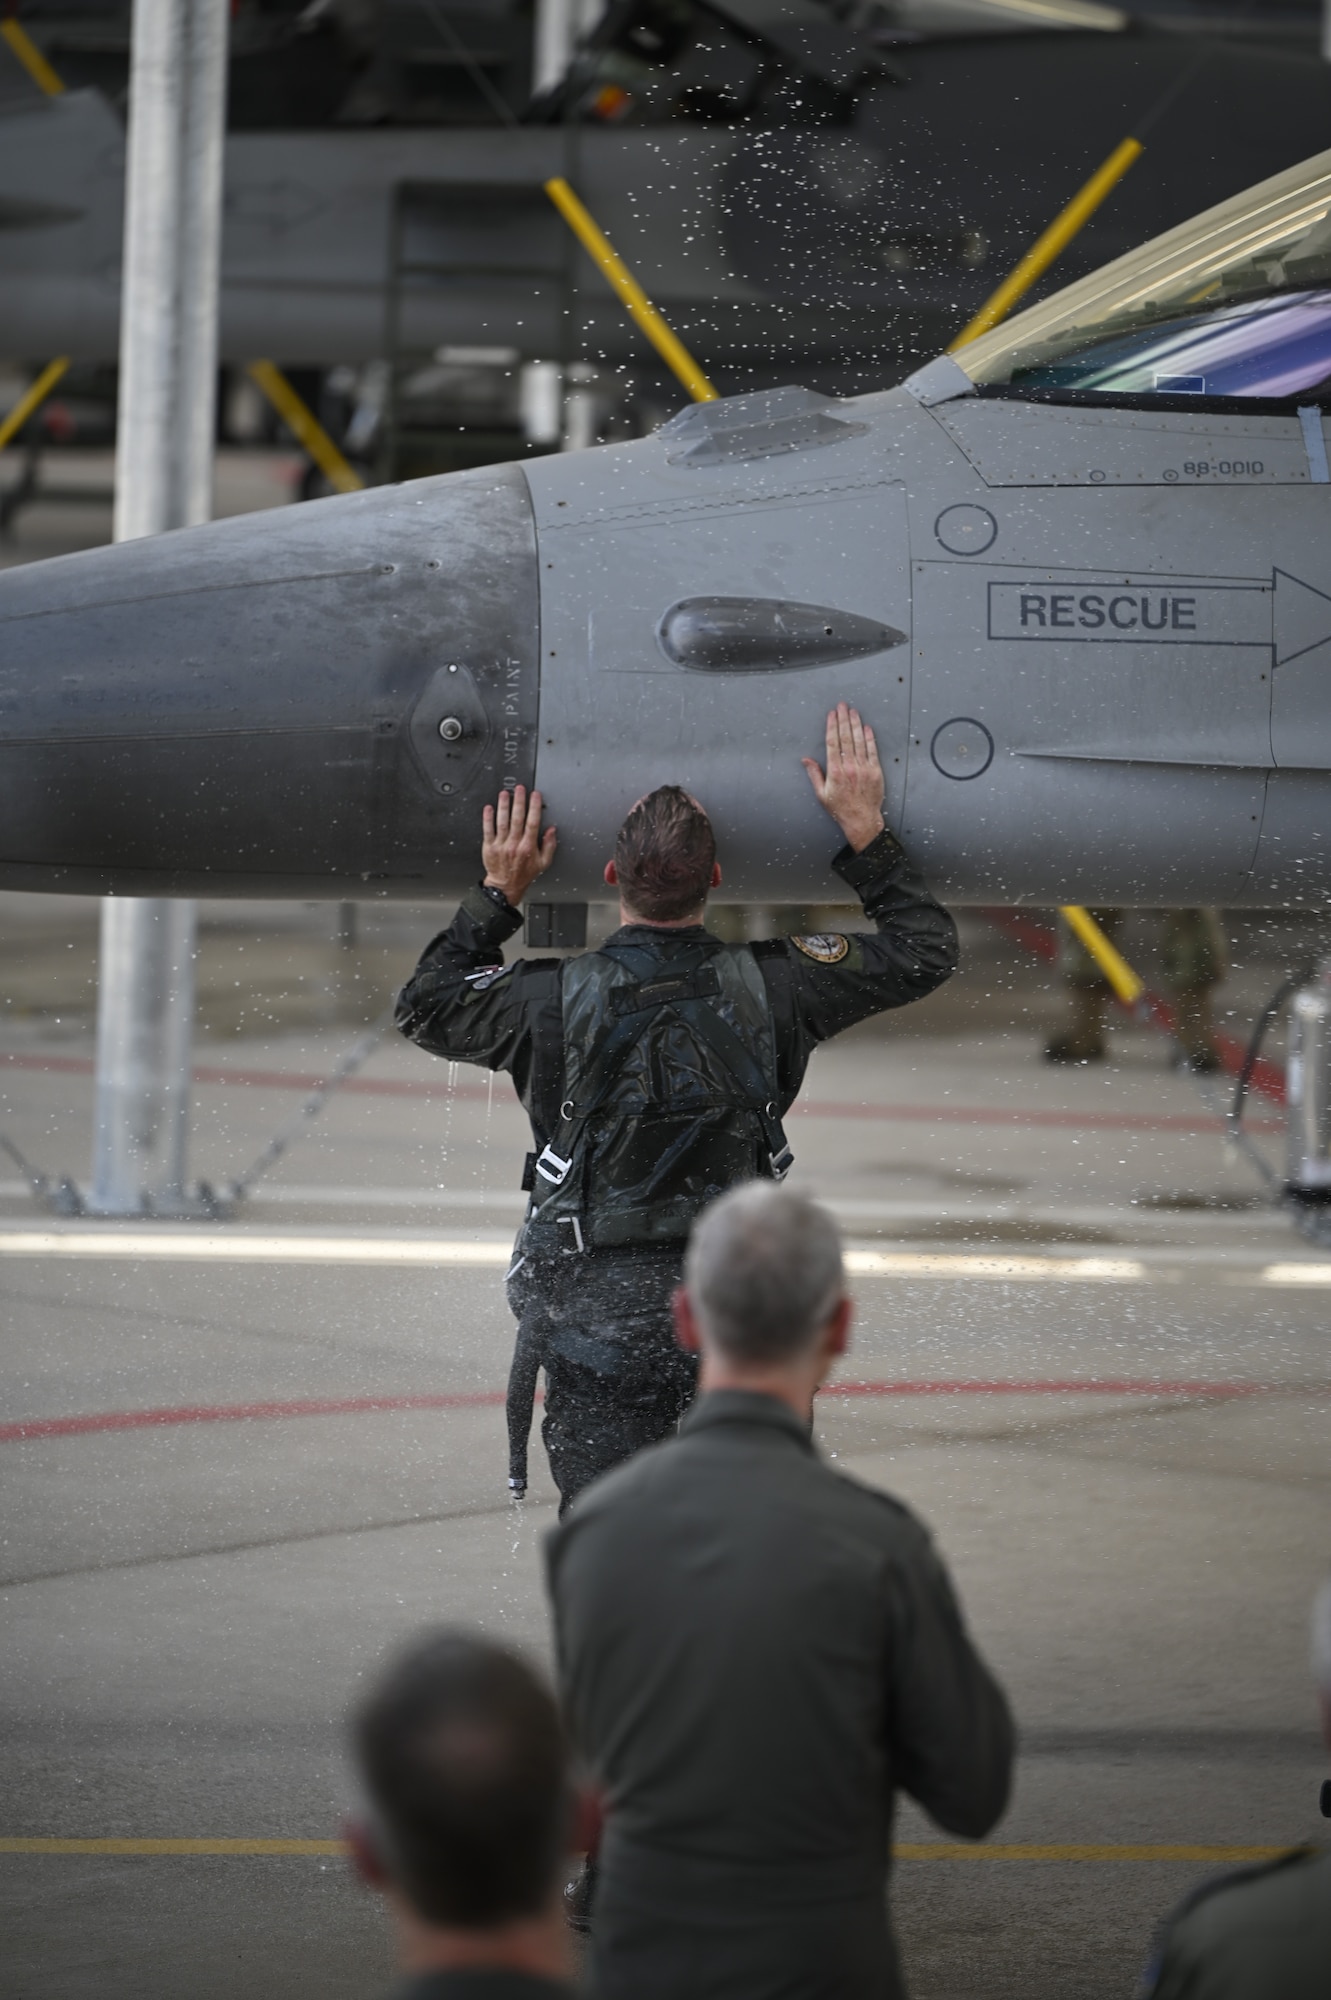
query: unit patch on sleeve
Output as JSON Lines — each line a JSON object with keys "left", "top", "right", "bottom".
{"left": 464, "top": 963, "right": 515, "bottom": 992}
{"left": 791, "top": 934, "right": 850, "bottom": 964}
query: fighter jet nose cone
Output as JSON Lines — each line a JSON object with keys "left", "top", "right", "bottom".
{"left": 0, "top": 464, "right": 539, "bottom": 896}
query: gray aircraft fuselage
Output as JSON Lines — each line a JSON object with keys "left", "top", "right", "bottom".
{"left": 1, "top": 367, "right": 1326, "bottom": 908}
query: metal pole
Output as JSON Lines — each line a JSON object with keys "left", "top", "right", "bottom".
{"left": 90, "top": 0, "right": 228, "bottom": 1214}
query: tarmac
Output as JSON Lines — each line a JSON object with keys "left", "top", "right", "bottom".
{"left": 1, "top": 890, "right": 1329, "bottom": 2000}
{"left": 1, "top": 453, "right": 1329, "bottom": 1998}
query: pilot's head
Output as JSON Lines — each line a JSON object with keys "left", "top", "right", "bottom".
{"left": 604, "top": 784, "right": 721, "bottom": 925}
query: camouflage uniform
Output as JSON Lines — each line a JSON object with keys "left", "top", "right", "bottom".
{"left": 1047, "top": 908, "right": 1227, "bottom": 1068}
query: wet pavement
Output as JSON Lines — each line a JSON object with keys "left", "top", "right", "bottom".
{"left": 3, "top": 440, "right": 1327, "bottom": 1999}
{"left": 1, "top": 943, "right": 1329, "bottom": 1999}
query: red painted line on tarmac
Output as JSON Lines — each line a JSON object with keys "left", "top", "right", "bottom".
{"left": 791, "top": 1099, "right": 1280, "bottom": 1135}
{"left": 823, "top": 1379, "right": 1297, "bottom": 1400}
{"left": 4, "top": 1378, "right": 1318, "bottom": 1445}
{"left": 0, "top": 1052, "right": 1279, "bottom": 1135}
{"left": 0, "top": 1390, "right": 506, "bottom": 1443}
{"left": 0, "top": 1050, "right": 493, "bottom": 1103}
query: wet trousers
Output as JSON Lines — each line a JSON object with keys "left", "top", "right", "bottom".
{"left": 505, "top": 1245, "right": 697, "bottom": 1510}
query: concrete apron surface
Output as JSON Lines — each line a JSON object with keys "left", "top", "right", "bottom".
{"left": 1, "top": 1018, "right": 1329, "bottom": 2000}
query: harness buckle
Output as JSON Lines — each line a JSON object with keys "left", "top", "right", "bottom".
{"left": 769, "top": 1142, "right": 794, "bottom": 1181}
{"left": 535, "top": 1143, "right": 574, "bottom": 1187}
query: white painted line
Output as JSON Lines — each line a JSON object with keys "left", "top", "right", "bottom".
{"left": 0, "top": 1233, "right": 513, "bottom": 1265}
{"left": 6, "top": 1237, "right": 1320, "bottom": 1286}
{"left": 845, "top": 1251, "right": 1146, "bottom": 1281}
{"left": 1260, "top": 1262, "right": 1331, "bottom": 1286}
{"left": 0, "top": 1232, "right": 1150, "bottom": 1280}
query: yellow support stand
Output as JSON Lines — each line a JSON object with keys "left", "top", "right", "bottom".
{"left": 544, "top": 177, "right": 717, "bottom": 405}
{"left": 1057, "top": 905, "right": 1145, "bottom": 1008}
{"left": 245, "top": 361, "right": 365, "bottom": 495}
{"left": 0, "top": 356, "right": 70, "bottom": 455}
{"left": 948, "top": 137, "right": 1143, "bottom": 352}
{"left": 1, "top": 16, "right": 65, "bottom": 95}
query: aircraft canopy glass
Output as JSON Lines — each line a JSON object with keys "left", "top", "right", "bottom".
{"left": 954, "top": 148, "right": 1331, "bottom": 401}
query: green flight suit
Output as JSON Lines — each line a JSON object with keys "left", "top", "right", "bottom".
{"left": 1141, "top": 1846, "right": 1331, "bottom": 1999}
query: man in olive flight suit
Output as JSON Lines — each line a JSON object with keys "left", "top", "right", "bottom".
{"left": 396, "top": 703, "right": 958, "bottom": 1511}
{"left": 545, "top": 1183, "right": 1014, "bottom": 1996}
{"left": 1136, "top": 1573, "right": 1331, "bottom": 1999}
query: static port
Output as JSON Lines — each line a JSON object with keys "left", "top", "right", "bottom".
{"left": 438, "top": 716, "right": 464, "bottom": 742}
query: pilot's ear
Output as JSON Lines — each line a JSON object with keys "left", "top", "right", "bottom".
{"left": 710, "top": 862, "right": 722, "bottom": 889}
{"left": 604, "top": 860, "right": 618, "bottom": 887}
{"left": 343, "top": 1816, "right": 389, "bottom": 1892}
{"left": 673, "top": 1287, "right": 702, "bottom": 1353}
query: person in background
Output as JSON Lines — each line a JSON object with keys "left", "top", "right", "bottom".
{"left": 545, "top": 1182, "right": 1014, "bottom": 1995}
{"left": 1138, "top": 1573, "right": 1331, "bottom": 1997}
{"left": 346, "top": 1628, "right": 585, "bottom": 2000}
{"left": 1044, "top": 908, "right": 1227, "bottom": 1071}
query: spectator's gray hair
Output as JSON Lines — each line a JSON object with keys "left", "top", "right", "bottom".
{"left": 1313, "top": 1575, "right": 1331, "bottom": 1695}
{"left": 685, "top": 1182, "right": 845, "bottom": 1364}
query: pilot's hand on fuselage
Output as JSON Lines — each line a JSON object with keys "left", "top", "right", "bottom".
{"left": 481, "top": 784, "right": 557, "bottom": 906}
{"left": 801, "top": 703, "right": 886, "bottom": 854}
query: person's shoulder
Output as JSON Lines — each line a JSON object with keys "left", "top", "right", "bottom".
{"left": 744, "top": 935, "right": 855, "bottom": 968}
{"left": 812, "top": 1453, "right": 936, "bottom": 1548}
{"left": 1175, "top": 1845, "right": 1331, "bottom": 1933}
{"left": 1144, "top": 1846, "right": 1331, "bottom": 1993}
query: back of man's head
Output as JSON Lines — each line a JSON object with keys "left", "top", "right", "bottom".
{"left": 614, "top": 786, "right": 716, "bottom": 922}
{"left": 354, "top": 1628, "right": 569, "bottom": 1930}
{"left": 686, "top": 1182, "right": 845, "bottom": 1365}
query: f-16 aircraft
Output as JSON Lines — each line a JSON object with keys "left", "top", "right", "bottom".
{"left": 3, "top": 146, "right": 1330, "bottom": 907}
{"left": 6, "top": 0, "right": 1331, "bottom": 407}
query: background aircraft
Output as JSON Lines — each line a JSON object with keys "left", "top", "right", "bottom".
{"left": 4, "top": 0, "right": 1331, "bottom": 477}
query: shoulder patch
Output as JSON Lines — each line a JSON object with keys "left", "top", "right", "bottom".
{"left": 791, "top": 933, "right": 850, "bottom": 964}
{"left": 464, "top": 962, "right": 514, "bottom": 992}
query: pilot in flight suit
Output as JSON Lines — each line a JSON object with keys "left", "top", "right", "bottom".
{"left": 395, "top": 704, "right": 958, "bottom": 1510}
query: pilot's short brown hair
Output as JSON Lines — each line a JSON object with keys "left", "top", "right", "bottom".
{"left": 614, "top": 786, "right": 716, "bottom": 923}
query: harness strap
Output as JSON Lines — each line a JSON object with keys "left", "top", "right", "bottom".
{"left": 672, "top": 998, "right": 793, "bottom": 1178}
{"left": 533, "top": 961, "right": 792, "bottom": 1207}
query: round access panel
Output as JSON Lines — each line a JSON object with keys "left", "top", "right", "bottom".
{"left": 934, "top": 504, "right": 997, "bottom": 555}
{"left": 931, "top": 718, "right": 994, "bottom": 780}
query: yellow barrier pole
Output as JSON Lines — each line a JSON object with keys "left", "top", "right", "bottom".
{"left": 544, "top": 177, "right": 717, "bottom": 404}
{"left": 245, "top": 361, "right": 365, "bottom": 494}
{"left": 0, "top": 356, "right": 70, "bottom": 455}
{"left": 1057, "top": 905, "right": 1145, "bottom": 1008}
{"left": 1, "top": 15, "right": 65, "bottom": 95}
{"left": 948, "top": 137, "right": 1142, "bottom": 353}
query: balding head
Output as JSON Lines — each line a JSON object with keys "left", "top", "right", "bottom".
{"left": 685, "top": 1183, "right": 846, "bottom": 1366}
